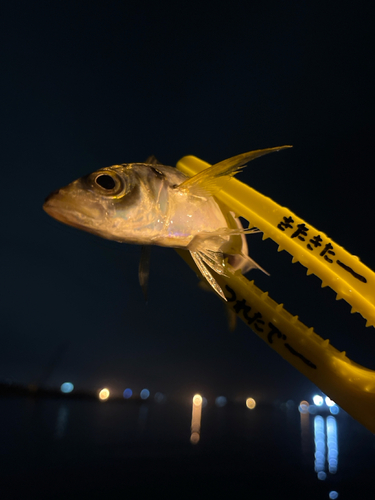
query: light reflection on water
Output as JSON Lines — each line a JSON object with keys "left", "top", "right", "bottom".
{"left": 0, "top": 397, "right": 374, "bottom": 498}
{"left": 54, "top": 404, "right": 69, "bottom": 440}
{"left": 190, "top": 394, "right": 203, "bottom": 444}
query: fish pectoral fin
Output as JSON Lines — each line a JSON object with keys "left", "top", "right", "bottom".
{"left": 138, "top": 245, "right": 151, "bottom": 301}
{"left": 177, "top": 145, "right": 292, "bottom": 197}
{"left": 190, "top": 250, "right": 227, "bottom": 301}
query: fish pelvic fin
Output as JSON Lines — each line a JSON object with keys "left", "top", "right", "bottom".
{"left": 190, "top": 250, "right": 227, "bottom": 301}
{"left": 188, "top": 225, "right": 269, "bottom": 299}
{"left": 177, "top": 145, "right": 292, "bottom": 197}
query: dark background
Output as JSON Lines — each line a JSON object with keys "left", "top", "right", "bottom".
{"left": 2, "top": 1, "right": 375, "bottom": 406}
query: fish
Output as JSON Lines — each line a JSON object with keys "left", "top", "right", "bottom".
{"left": 43, "top": 146, "right": 291, "bottom": 300}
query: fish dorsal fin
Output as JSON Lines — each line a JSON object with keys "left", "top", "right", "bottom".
{"left": 177, "top": 146, "right": 292, "bottom": 196}
{"left": 144, "top": 155, "right": 161, "bottom": 165}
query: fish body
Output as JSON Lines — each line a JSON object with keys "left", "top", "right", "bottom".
{"left": 43, "top": 146, "right": 291, "bottom": 299}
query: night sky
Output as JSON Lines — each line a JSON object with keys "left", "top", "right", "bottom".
{"left": 2, "top": 1, "right": 375, "bottom": 403}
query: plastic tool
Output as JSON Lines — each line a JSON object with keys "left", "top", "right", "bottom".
{"left": 176, "top": 153, "right": 375, "bottom": 434}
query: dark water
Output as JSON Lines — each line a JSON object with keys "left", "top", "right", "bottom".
{"left": 1, "top": 397, "right": 374, "bottom": 499}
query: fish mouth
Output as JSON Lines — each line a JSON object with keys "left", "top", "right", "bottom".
{"left": 43, "top": 188, "right": 101, "bottom": 229}
{"left": 44, "top": 189, "right": 61, "bottom": 204}
{"left": 43, "top": 191, "right": 78, "bottom": 227}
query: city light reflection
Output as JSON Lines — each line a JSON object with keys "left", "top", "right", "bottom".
{"left": 60, "top": 382, "right": 74, "bottom": 394}
{"left": 215, "top": 396, "right": 227, "bottom": 407}
{"left": 190, "top": 394, "right": 203, "bottom": 444}
{"left": 299, "top": 400, "right": 310, "bottom": 456}
{"left": 327, "top": 416, "right": 338, "bottom": 473}
{"left": 325, "top": 396, "right": 336, "bottom": 407}
{"left": 140, "top": 388, "right": 150, "bottom": 400}
{"left": 98, "top": 388, "right": 110, "bottom": 401}
{"left": 330, "top": 405, "right": 339, "bottom": 415}
{"left": 123, "top": 388, "right": 132, "bottom": 399}
{"left": 313, "top": 413, "right": 339, "bottom": 480}
{"left": 298, "top": 400, "right": 309, "bottom": 414}
{"left": 54, "top": 404, "right": 69, "bottom": 439}
{"left": 308, "top": 405, "right": 317, "bottom": 414}
{"left": 313, "top": 395, "right": 324, "bottom": 406}
{"left": 154, "top": 392, "right": 165, "bottom": 403}
{"left": 314, "top": 415, "right": 326, "bottom": 479}
{"left": 246, "top": 397, "right": 256, "bottom": 409}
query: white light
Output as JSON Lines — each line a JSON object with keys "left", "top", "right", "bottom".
{"left": 60, "top": 382, "right": 74, "bottom": 394}
{"left": 325, "top": 396, "right": 336, "bottom": 407}
{"left": 313, "top": 395, "right": 324, "bottom": 406}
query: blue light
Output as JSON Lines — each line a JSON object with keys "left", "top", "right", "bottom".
{"left": 60, "top": 382, "right": 74, "bottom": 394}
{"left": 154, "top": 392, "right": 165, "bottom": 403}
{"left": 314, "top": 416, "right": 326, "bottom": 477}
{"left": 215, "top": 396, "right": 227, "bottom": 407}
{"left": 299, "top": 401, "right": 309, "bottom": 413}
{"left": 330, "top": 405, "right": 340, "bottom": 415}
{"left": 123, "top": 388, "right": 132, "bottom": 399}
{"left": 140, "top": 388, "right": 150, "bottom": 400}
{"left": 286, "top": 399, "right": 295, "bottom": 410}
{"left": 327, "top": 416, "right": 338, "bottom": 473}
{"left": 329, "top": 491, "right": 339, "bottom": 499}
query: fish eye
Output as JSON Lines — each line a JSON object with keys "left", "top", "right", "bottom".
{"left": 95, "top": 174, "right": 116, "bottom": 190}
{"left": 87, "top": 168, "right": 131, "bottom": 199}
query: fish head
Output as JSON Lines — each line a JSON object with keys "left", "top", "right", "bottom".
{"left": 43, "top": 165, "right": 147, "bottom": 241}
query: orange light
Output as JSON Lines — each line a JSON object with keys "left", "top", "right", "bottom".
{"left": 193, "top": 394, "right": 203, "bottom": 406}
{"left": 246, "top": 397, "right": 256, "bottom": 409}
{"left": 98, "top": 388, "right": 110, "bottom": 401}
{"left": 191, "top": 394, "right": 203, "bottom": 444}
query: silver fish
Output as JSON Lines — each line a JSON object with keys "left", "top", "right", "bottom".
{"left": 43, "top": 146, "right": 291, "bottom": 299}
